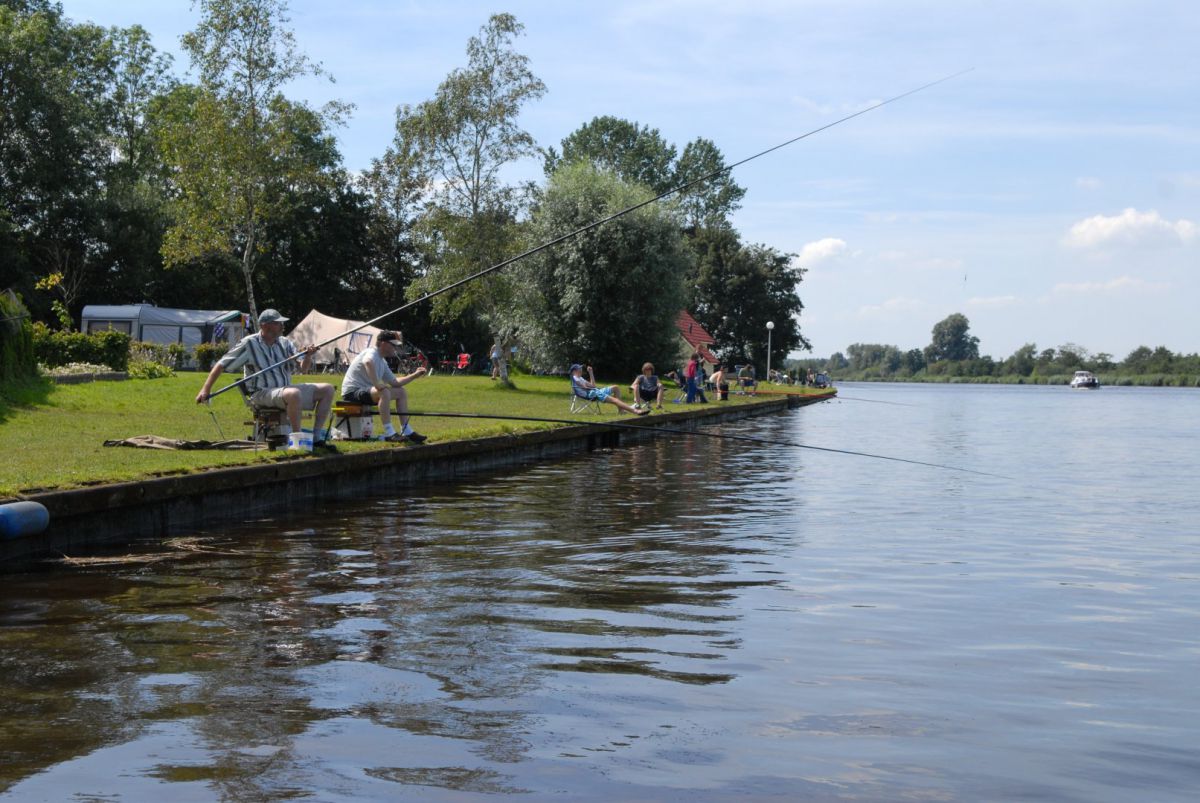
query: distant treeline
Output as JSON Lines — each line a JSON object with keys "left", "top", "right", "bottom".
{"left": 788, "top": 313, "right": 1200, "bottom": 387}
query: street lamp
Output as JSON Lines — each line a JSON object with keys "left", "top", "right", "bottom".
{"left": 765, "top": 321, "right": 775, "bottom": 383}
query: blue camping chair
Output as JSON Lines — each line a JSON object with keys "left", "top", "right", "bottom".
{"left": 569, "top": 376, "right": 604, "bottom": 414}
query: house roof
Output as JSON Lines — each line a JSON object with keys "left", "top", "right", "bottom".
{"left": 676, "top": 310, "right": 718, "bottom": 365}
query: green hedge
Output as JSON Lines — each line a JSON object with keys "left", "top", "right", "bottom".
{"left": 33, "top": 324, "right": 131, "bottom": 371}
{"left": 1, "top": 290, "right": 38, "bottom": 384}
{"left": 195, "top": 341, "right": 229, "bottom": 371}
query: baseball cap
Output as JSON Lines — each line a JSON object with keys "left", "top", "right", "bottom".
{"left": 569, "top": 363, "right": 582, "bottom": 373}
{"left": 258, "top": 309, "right": 288, "bottom": 324}
{"left": 378, "top": 330, "right": 402, "bottom": 345}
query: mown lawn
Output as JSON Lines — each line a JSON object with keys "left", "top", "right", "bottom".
{"left": 0, "top": 371, "right": 827, "bottom": 497}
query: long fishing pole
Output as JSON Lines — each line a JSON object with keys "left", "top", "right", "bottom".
{"left": 209, "top": 69, "right": 973, "bottom": 400}
{"left": 400, "top": 410, "right": 1007, "bottom": 479}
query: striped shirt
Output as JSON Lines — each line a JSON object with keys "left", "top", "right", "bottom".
{"left": 218, "top": 333, "right": 298, "bottom": 392}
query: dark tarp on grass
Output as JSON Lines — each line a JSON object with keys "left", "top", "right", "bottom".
{"left": 103, "top": 435, "right": 264, "bottom": 450}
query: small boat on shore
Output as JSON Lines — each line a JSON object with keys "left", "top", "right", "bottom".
{"left": 1070, "top": 370, "right": 1100, "bottom": 389}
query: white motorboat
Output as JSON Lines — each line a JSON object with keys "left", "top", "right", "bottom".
{"left": 1070, "top": 370, "right": 1099, "bottom": 389}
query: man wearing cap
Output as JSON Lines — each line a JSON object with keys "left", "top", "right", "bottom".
{"left": 195, "top": 308, "right": 338, "bottom": 452}
{"left": 341, "top": 330, "right": 428, "bottom": 443}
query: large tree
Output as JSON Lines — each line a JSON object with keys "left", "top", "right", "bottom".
{"left": 402, "top": 13, "right": 545, "bottom": 379}
{"left": 672, "top": 137, "right": 745, "bottom": 231}
{"left": 924, "top": 312, "right": 980, "bottom": 363}
{"left": 506, "top": 162, "right": 690, "bottom": 377}
{"left": 160, "top": 0, "right": 346, "bottom": 322}
{"left": 0, "top": 1, "right": 117, "bottom": 322}
{"left": 690, "top": 226, "right": 807, "bottom": 368}
{"left": 546, "top": 116, "right": 676, "bottom": 193}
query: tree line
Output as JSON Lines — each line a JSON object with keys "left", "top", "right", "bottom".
{"left": 1, "top": 1, "right": 807, "bottom": 378}
{"left": 793, "top": 313, "right": 1200, "bottom": 386}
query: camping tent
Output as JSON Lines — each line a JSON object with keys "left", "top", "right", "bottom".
{"left": 286, "top": 310, "right": 381, "bottom": 370}
{"left": 81, "top": 304, "right": 245, "bottom": 346}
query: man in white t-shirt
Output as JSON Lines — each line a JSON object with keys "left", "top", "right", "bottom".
{"left": 341, "top": 330, "right": 428, "bottom": 443}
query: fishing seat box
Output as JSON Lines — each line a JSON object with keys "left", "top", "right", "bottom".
{"left": 332, "top": 401, "right": 376, "bottom": 440}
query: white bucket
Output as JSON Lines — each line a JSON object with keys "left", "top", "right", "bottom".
{"left": 286, "top": 430, "right": 313, "bottom": 453}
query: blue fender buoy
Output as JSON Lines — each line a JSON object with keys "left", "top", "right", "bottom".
{"left": 0, "top": 501, "right": 49, "bottom": 539}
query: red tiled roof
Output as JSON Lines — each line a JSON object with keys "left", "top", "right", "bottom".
{"left": 676, "top": 310, "right": 715, "bottom": 348}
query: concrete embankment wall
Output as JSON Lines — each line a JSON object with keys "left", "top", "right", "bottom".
{"left": 4, "top": 395, "right": 826, "bottom": 565}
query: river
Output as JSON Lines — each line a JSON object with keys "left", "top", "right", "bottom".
{"left": 1, "top": 384, "right": 1197, "bottom": 801}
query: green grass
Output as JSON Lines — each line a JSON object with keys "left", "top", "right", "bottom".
{"left": 0, "top": 372, "right": 828, "bottom": 498}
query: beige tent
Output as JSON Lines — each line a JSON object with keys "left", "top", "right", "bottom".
{"left": 286, "top": 309, "right": 381, "bottom": 369}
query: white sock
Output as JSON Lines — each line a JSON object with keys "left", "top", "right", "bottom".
{"left": 401, "top": 423, "right": 413, "bottom": 436}
{"left": 383, "top": 423, "right": 397, "bottom": 436}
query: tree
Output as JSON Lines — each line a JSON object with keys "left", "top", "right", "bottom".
{"left": 672, "top": 137, "right": 745, "bottom": 231}
{"left": 1002, "top": 343, "right": 1037, "bottom": 376}
{"left": 924, "top": 312, "right": 979, "bottom": 363}
{"left": 160, "top": 0, "right": 346, "bottom": 322}
{"left": 506, "top": 162, "right": 689, "bottom": 376}
{"left": 902, "top": 348, "right": 926, "bottom": 375}
{"left": 546, "top": 116, "right": 676, "bottom": 193}
{"left": 402, "top": 13, "right": 545, "bottom": 381}
{"left": 0, "top": 2, "right": 117, "bottom": 322}
{"left": 689, "top": 226, "right": 807, "bottom": 367}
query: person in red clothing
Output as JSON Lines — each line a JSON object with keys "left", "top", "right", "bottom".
{"left": 684, "top": 352, "right": 708, "bottom": 403}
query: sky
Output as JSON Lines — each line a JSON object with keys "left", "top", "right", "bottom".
{"left": 61, "top": 0, "right": 1200, "bottom": 360}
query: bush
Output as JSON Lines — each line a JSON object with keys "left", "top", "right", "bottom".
{"left": 127, "top": 341, "right": 177, "bottom": 380}
{"left": 32, "top": 324, "right": 130, "bottom": 371}
{"left": 1, "top": 289, "right": 38, "bottom": 384}
{"left": 195, "top": 341, "right": 229, "bottom": 372}
{"left": 128, "top": 360, "right": 175, "bottom": 380}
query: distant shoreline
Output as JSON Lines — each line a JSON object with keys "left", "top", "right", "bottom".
{"left": 827, "top": 376, "right": 1198, "bottom": 388}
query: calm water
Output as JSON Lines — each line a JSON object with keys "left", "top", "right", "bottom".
{"left": 2, "top": 384, "right": 1198, "bottom": 801}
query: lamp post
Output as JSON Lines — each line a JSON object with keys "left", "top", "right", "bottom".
{"left": 765, "top": 321, "right": 775, "bottom": 383}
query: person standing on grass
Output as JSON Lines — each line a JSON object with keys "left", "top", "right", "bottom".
{"left": 684, "top": 352, "right": 708, "bottom": 403}
{"left": 195, "top": 308, "right": 337, "bottom": 453}
{"left": 341, "top": 330, "right": 428, "bottom": 443}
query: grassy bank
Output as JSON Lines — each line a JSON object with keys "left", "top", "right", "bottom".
{"left": 0, "top": 373, "right": 828, "bottom": 498}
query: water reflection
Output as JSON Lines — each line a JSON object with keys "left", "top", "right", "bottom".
{"left": 0, "top": 426, "right": 785, "bottom": 799}
{"left": 3, "top": 388, "right": 1198, "bottom": 801}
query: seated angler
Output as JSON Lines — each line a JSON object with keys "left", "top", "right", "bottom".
{"left": 195, "top": 308, "right": 337, "bottom": 452}
{"left": 630, "top": 362, "right": 665, "bottom": 410}
{"left": 571, "top": 364, "right": 648, "bottom": 415}
{"left": 342, "top": 330, "right": 428, "bottom": 443}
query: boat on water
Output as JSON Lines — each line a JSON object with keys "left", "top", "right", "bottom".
{"left": 1070, "top": 370, "right": 1100, "bottom": 389}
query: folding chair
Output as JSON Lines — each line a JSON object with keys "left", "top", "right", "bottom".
{"left": 569, "top": 378, "right": 604, "bottom": 414}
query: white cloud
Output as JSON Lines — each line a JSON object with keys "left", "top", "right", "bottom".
{"left": 967, "top": 295, "right": 1019, "bottom": 308}
{"left": 794, "top": 237, "right": 847, "bottom": 269}
{"left": 1064, "top": 208, "right": 1197, "bottom": 249}
{"left": 1052, "top": 276, "right": 1167, "bottom": 295}
{"left": 1076, "top": 176, "right": 1102, "bottom": 190}
{"left": 856, "top": 297, "right": 924, "bottom": 318}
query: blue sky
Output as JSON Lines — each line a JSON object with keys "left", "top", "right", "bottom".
{"left": 63, "top": 1, "right": 1199, "bottom": 359}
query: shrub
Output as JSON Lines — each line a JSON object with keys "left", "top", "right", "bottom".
{"left": 1, "top": 290, "right": 38, "bottom": 384}
{"left": 128, "top": 342, "right": 177, "bottom": 380}
{"left": 33, "top": 325, "right": 130, "bottom": 371}
{"left": 195, "top": 341, "right": 229, "bottom": 372}
{"left": 128, "top": 360, "right": 175, "bottom": 380}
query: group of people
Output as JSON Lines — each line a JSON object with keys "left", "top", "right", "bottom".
{"left": 195, "top": 306, "right": 800, "bottom": 453}
{"left": 195, "top": 308, "right": 428, "bottom": 453}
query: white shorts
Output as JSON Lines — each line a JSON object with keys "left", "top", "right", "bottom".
{"left": 250, "top": 383, "right": 318, "bottom": 410}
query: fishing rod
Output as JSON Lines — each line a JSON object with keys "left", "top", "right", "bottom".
{"left": 399, "top": 410, "right": 1007, "bottom": 479}
{"left": 209, "top": 68, "right": 973, "bottom": 400}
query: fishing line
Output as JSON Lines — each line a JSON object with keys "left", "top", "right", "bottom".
{"left": 208, "top": 68, "right": 973, "bottom": 401}
{"left": 400, "top": 410, "right": 1008, "bottom": 479}
{"left": 204, "top": 401, "right": 226, "bottom": 440}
